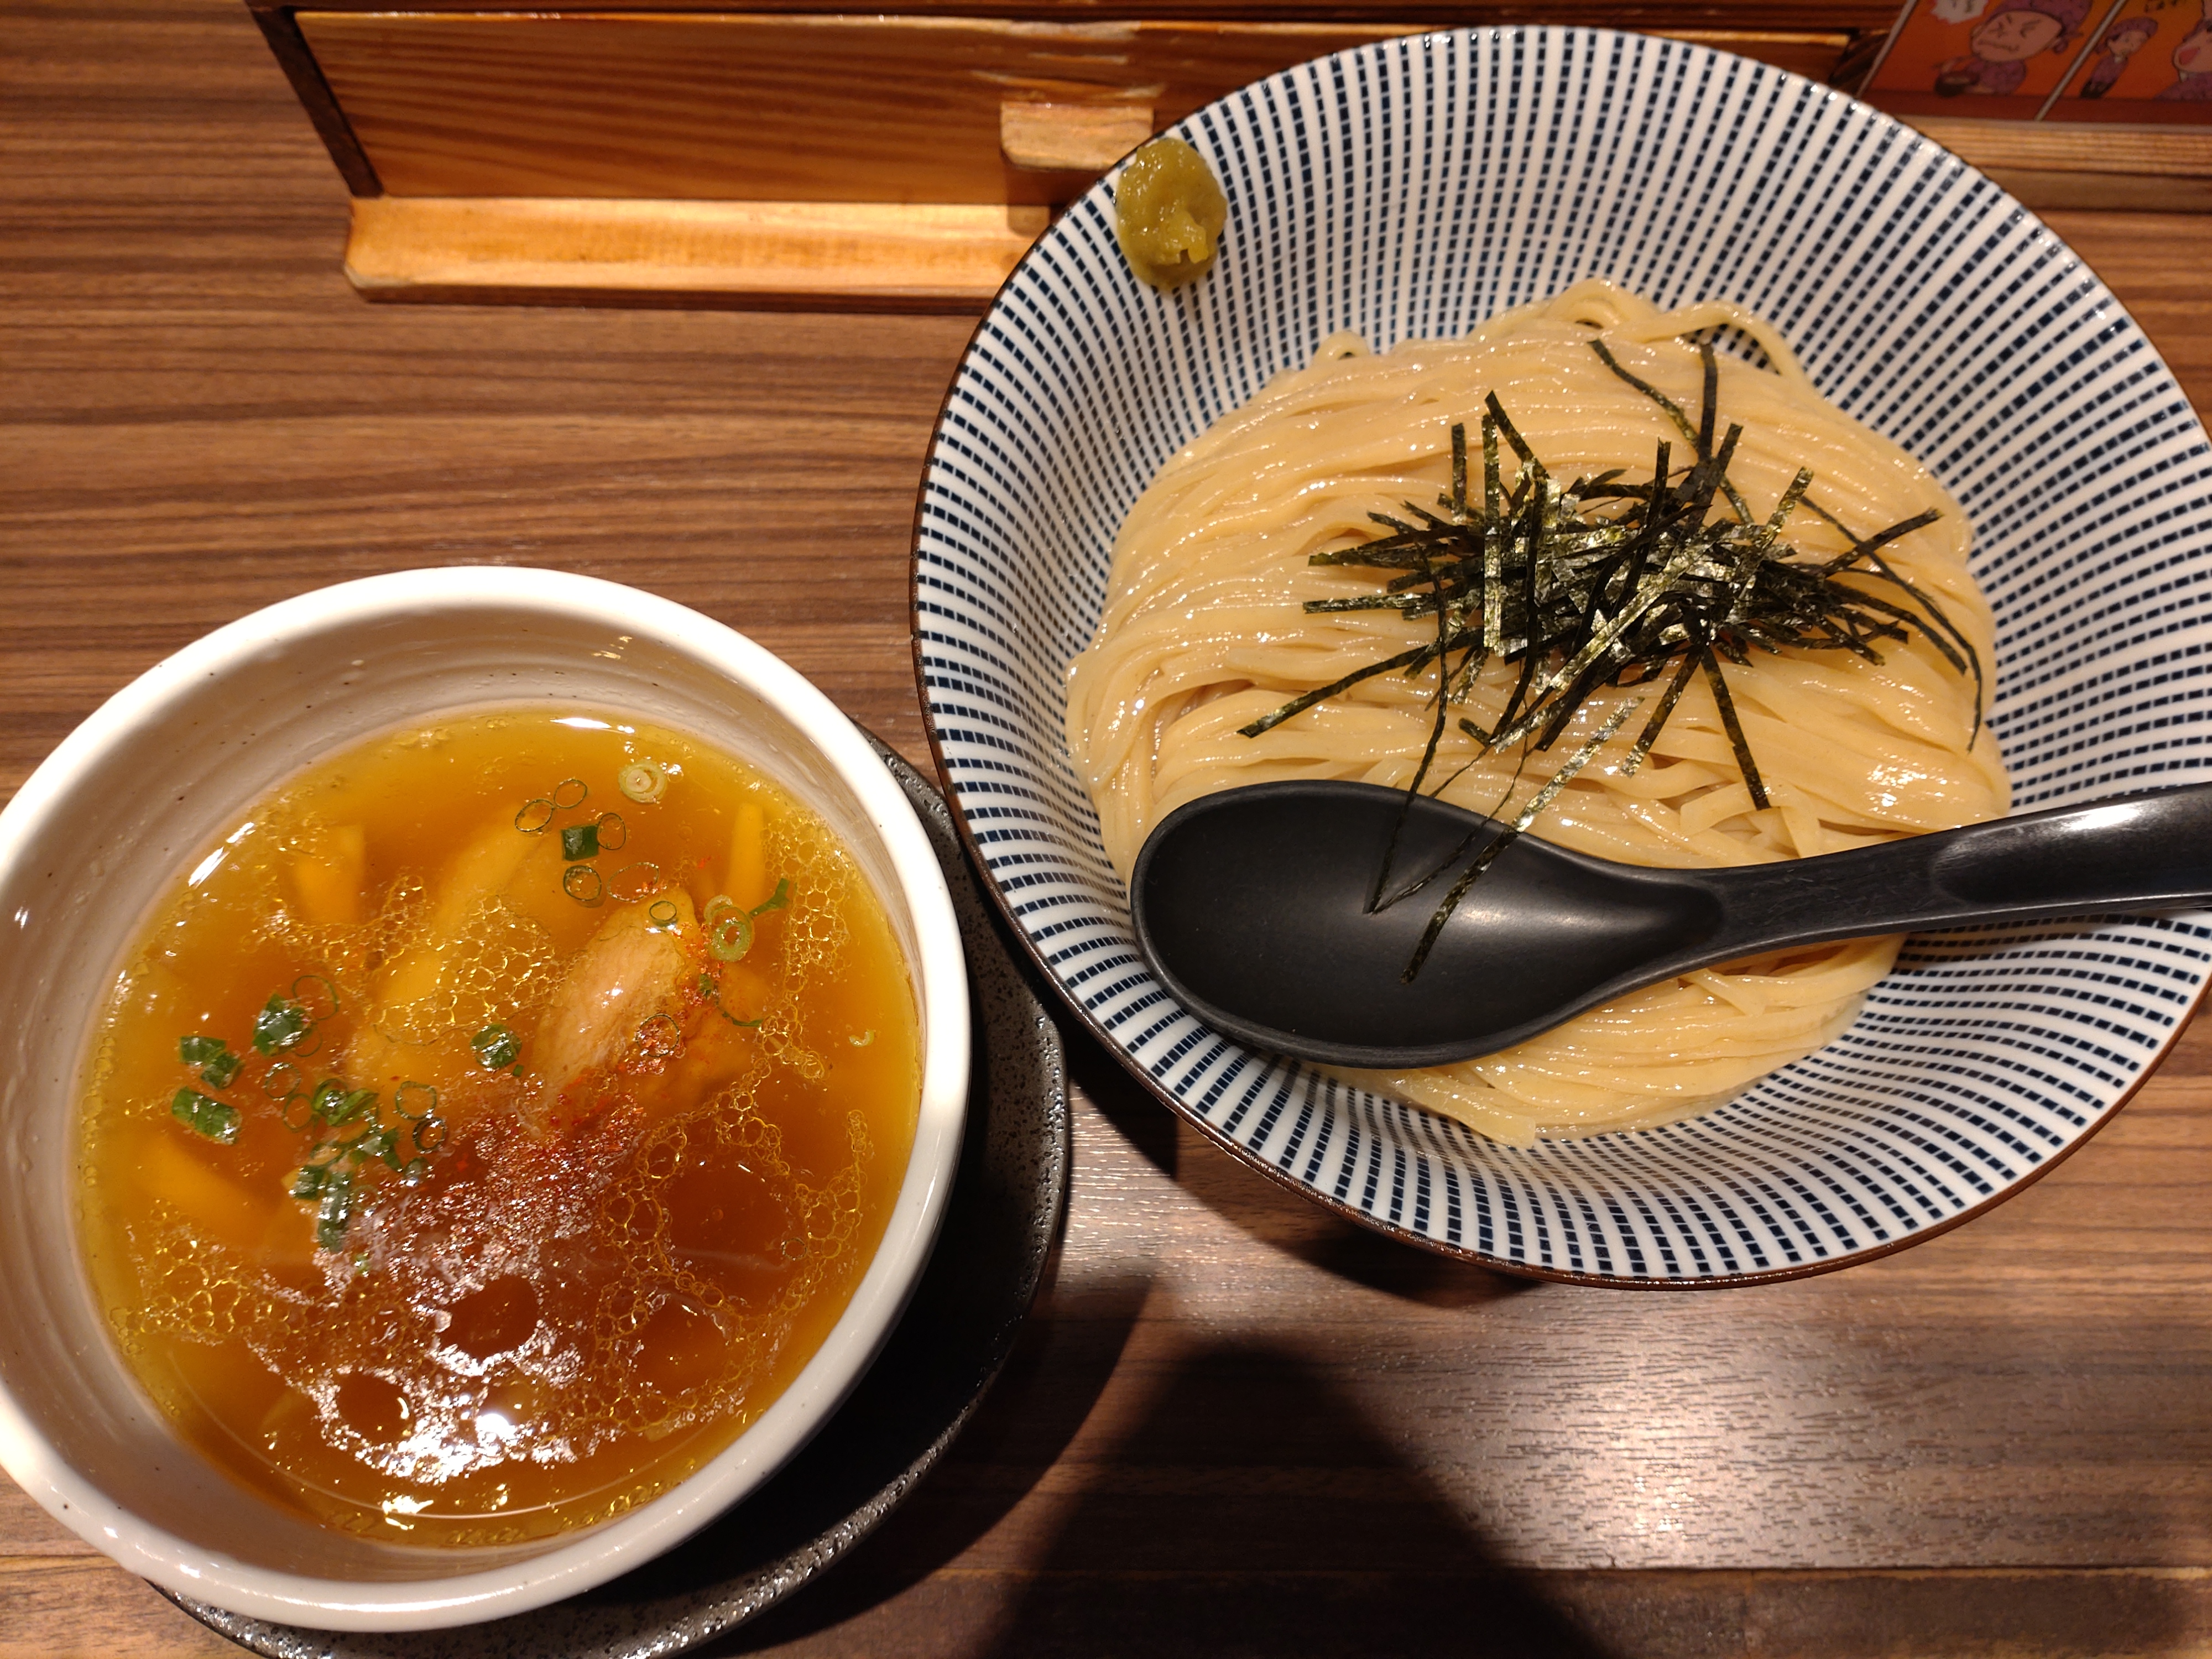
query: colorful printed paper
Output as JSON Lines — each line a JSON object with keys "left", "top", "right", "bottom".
{"left": 1863, "top": 0, "right": 2212, "bottom": 122}
{"left": 2046, "top": 0, "right": 2212, "bottom": 121}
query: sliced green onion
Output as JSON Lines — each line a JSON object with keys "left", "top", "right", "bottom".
{"left": 594, "top": 811, "right": 627, "bottom": 850}
{"left": 315, "top": 1172, "right": 357, "bottom": 1250}
{"left": 252, "top": 992, "right": 311, "bottom": 1057}
{"left": 552, "top": 778, "right": 589, "bottom": 808}
{"left": 262, "top": 1062, "right": 310, "bottom": 1128}
{"left": 290, "top": 1162, "right": 330, "bottom": 1200}
{"left": 393, "top": 1081, "right": 440, "bottom": 1120}
{"left": 326, "top": 1082, "right": 372, "bottom": 1125}
{"left": 617, "top": 761, "right": 667, "bottom": 804}
{"left": 400, "top": 1157, "right": 430, "bottom": 1185}
{"left": 515, "top": 797, "right": 556, "bottom": 834}
{"left": 291, "top": 975, "right": 338, "bottom": 1024}
{"left": 646, "top": 898, "right": 680, "bottom": 931}
{"left": 181, "top": 1035, "right": 241, "bottom": 1089}
{"left": 310, "top": 1079, "right": 376, "bottom": 1126}
{"left": 708, "top": 909, "right": 754, "bottom": 962}
{"left": 561, "top": 822, "right": 600, "bottom": 860}
{"left": 470, "top": 1025, "right": 519, "bottom": 1070}
{"left": 563, "top": 864, "right": 603, "bottom": 905}
{"left": 170, "top": 1088, "right": 240, "bottom": 1144}
{"left": 411, "top": 1115, "right": 448, "bottom": 1155}
{"left": 701, "top": 879, "right": 783, "bottom": 962}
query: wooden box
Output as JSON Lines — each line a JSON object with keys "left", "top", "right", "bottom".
{"left": 247, "top": 2, "right": 2197, "bottom": 309}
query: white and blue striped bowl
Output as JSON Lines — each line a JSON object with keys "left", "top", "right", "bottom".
{"left": 912, "top": 27, "right": 2212, "bottom": 1285}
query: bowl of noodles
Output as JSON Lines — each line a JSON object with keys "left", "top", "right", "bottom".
{"left": 912, "top": 26, "right": 2212, "bottom": 1284}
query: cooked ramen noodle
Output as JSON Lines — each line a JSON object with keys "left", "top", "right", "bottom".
{"left": 1066, "top": 279, "right": 2008, "bottom": 1145}
{"left": 77, "top": 709, "right": 920, "bottom": 1543}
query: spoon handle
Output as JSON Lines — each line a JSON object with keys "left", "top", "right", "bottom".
{"left": 1693, "top": 780, "right": 2212, "bottom": 962}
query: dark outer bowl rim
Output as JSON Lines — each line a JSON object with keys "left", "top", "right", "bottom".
{"left": 905, "top": 22, "right": 2212, "bottom": 1291}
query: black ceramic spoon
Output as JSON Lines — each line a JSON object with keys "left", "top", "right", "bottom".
{"left": 1128, "top": 779, "right": 2212, "bottom": 1070}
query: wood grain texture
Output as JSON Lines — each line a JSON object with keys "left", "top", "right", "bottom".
{"left": 1981, "top": 171, "right": 2212, "bottom": 215}
{"left": 245, "top": 2, "right": 382, "bottom": 195}
{"left": 345, "top": 197, "right": 1049, "bottom": 307}
{"left": 296, "top": 13, "right": 1853, "bottom": 204}
{"left": 299, "top": 13, "right": 1420, "bottom": 202}
{"left": 1907, "top": 124, "right": 2212, "bottom": 173}
{"left": 288, "top": 15, "right": 2191, "bottom": 310}
{"left": 1000, "top": 100, "right": 1156, "bottom": 172}
{"left": 264, "top": 0, "right": 1906, "bottom": 28}
{"left": 8, "top": 2, "right": 2212, "bottom": 1654}
{"left": 1897, "top": 117, "right": 2212, "bottom": 203}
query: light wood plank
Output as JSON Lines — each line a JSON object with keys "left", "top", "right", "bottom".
{"left": 345, "top": 195, "right": 1048, "bottom": 305}
{"left": 1001, "top": 100, "right": 1155, "bottom": 173}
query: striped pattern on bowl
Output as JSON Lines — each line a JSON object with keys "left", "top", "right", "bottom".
{"left": 914, "top": 26, "right": 2212, "bottom": 1284}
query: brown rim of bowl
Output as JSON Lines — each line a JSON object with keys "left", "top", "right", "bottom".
{"left": 904, "top": 162, "right": 2212, "bottom": 1293}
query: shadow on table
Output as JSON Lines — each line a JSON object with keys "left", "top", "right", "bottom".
{"left": 1060, "top": 1005, "right": 1182, "bottom": 1179}
{"left": 974, "top": 1337, "right": 1605, "bottom": 1659}
{"left": 722, "top": 1333, "right": 1608, "bottom": 1659}
{"left": 709, "top": 1261, "right": 1152, "bottom": 1654}
{"left": 1065, "top": 1005, "right": 1538, "bottom": 1314}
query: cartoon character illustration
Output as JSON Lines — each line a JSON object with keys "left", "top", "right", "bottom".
{"left": 1934, "top": 0, "right": 2090, "bottom": 95}
{"left": 2161, "top": 0, "right": 2212, "bottom": 97}
{"left": 2080, "top": 15, "right": 2159, "bottom": 97}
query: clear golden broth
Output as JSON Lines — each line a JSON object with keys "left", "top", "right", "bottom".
{"left": 76, "top": 709, "right": 920, "bottom": 1545}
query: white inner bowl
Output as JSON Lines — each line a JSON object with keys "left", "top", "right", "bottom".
{"left": 915, "top": 26, "right": 2212, "bottom": 1285}
{"left": 0, "top": 566, "right": 968, "bottom": 1628}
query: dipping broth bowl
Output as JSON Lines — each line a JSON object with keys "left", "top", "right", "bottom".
{"left": 0, "top": 566, "right": 969, "bottom": 1629}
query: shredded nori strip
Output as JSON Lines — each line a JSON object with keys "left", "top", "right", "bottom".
{"left": 1239, "top": 336, "right": 1983, "bottom": 981}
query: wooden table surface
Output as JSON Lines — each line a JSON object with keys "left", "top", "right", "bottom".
{"left": 8, "top": 5, "right": 2212, "bottom": 1656}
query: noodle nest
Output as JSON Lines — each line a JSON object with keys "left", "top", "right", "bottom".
{"left": 1065, "top": 279, "right": 2009, "bottom": 1147}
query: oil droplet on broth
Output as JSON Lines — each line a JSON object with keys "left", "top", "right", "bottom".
{"left": 75, "top": 708, "right": 921, "bottom": 1545}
